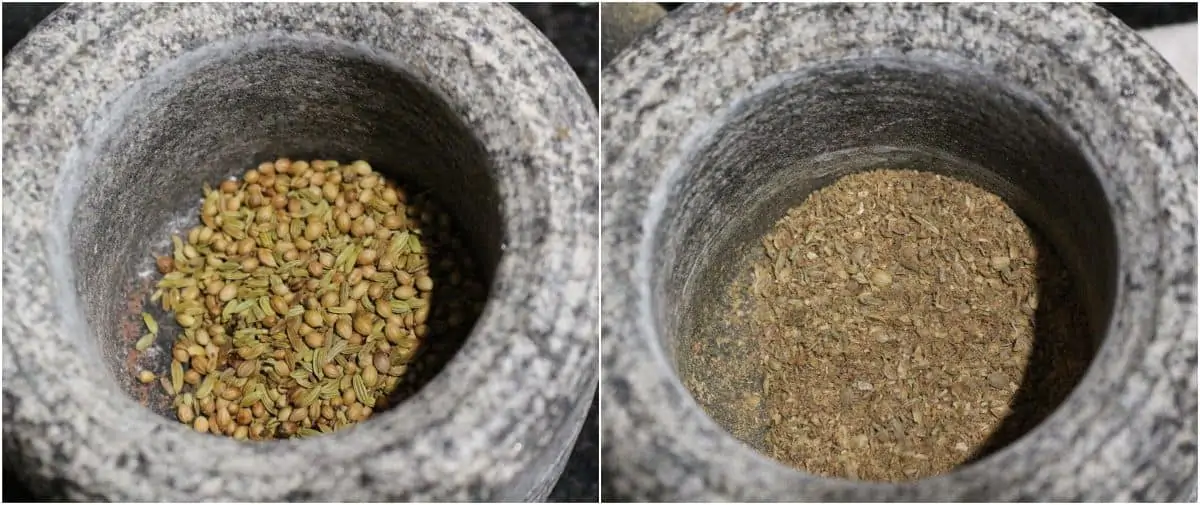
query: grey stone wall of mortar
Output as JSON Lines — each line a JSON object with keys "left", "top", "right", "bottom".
{"left": 602, "top": 3, "right": 1196, "bottom": 501}
{"left": 3, "top": 3, "right": 597, "bottom": 502}
{"left": 501, "top": 4, "right": 600, "bottom": 501}
{"left": 514, "top": 3, "right": 599, "bottom": 106}
{"left": 600, "top": 3, "right": 666, "bottom": 67}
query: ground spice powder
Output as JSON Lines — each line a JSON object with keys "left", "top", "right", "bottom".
{"left": 685, "top": 169, "right": 1091, "bottom": 482}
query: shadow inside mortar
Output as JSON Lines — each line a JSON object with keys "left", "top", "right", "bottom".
{"left": 965, "top": 233, "right": 1094, "bottom": 463}
{"left": 376, "top": 187, "right": 489, "bottom": 410}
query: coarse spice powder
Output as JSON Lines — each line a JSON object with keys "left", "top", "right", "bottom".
{"left": 681, "top": 169, "right": 1092, "bottom": 482}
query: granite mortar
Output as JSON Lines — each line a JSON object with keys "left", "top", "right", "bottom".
{"left": 601, "top": 3, "right": 1196, "bottom": 501}
{"left": 3, "top": 3, "right": 597, "bottom": 501}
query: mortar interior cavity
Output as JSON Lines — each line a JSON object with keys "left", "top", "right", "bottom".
{"left": 651, "top": 59, "right": 1116, "bottom": 468}
{"left": 64, "top": 37, "right": 502, "bottom": 423}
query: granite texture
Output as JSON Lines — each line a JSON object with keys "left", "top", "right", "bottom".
{"left": 3, "top": 3, "right": 597, "bottom": 502}
{"left": 1138, "top": 23, "right": 1199, "bottom": 94}
{"left": 1, "top": 3, "right": 59, "bottom": 55}
{"left": 602, "top": 3, "right": 1196, "bottom": 501}
{"left": 600, "top": 4, "right": 666, "bottom": 67}
{"left": 660, "top": 2, "right": 1200, "bottom": 29}
{"left": 513, "top": 3, "right": 599, "bottom": 106}
{"left": 502, "top": 4, "right": 600, "bottom": 501}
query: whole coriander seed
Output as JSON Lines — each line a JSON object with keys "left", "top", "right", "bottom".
{"left": 134, "top": 158, "right": 486, "bottom": 441}
{"left": 137, "top": 370, "right": 156, "bottom": 384}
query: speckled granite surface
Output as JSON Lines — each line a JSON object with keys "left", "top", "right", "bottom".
{"left": 3, "top": 3, "right": 597, "bottom": 502}
{"left": 659, "top": 1, "right": 1199, "bottom": 27}
{"left": 507, "top": 4, "right": 599, "bottom": 502}
{"left": 513, "top": 3, "right": 599, "bottom": 106}
{"left": 603, "top": 3, "right": 1195, "bottom": 501}
{"left": 2, "top": 4, "right": 599, "bottom": 502}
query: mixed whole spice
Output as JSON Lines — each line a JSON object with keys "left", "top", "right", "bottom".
{"left": 682, "top": 169, "right": 1090, "bottom": 482}
{"left": 133, "top": 158, "right": 485, "bottom": 440}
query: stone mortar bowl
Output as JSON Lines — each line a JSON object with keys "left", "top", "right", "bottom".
{"left": 602, "top": 3, "right": 1196, "bottom": 501}
{"left": 3, "top": 3, "right": 597, "bottom": 501}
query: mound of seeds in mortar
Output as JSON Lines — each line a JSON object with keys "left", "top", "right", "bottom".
{"left": 694, "top": 169, "right": 1089, "bottom": 482}
{"left": 133, "top": 158, "right": 484, "bottom": 440}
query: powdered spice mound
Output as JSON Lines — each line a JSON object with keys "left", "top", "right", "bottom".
{"left": 728, "top": 169, "right": 1089, "bottom": 481}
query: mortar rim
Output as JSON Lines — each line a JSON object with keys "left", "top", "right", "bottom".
{"left": 2, "top": 3, "right": 598, "bottom": 501}
{"left": 600, "top": 3, "right": 1196, "bottom": 501}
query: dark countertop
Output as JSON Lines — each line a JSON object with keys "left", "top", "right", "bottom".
{"left": 1, "top": 3, "right": 598, "bottom": 502}
{"left": 1096, "top": 2, "right": 1197, "bottom": 29}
